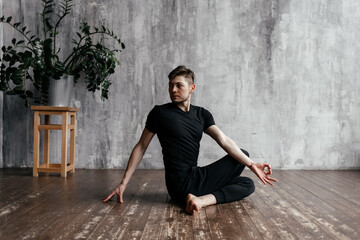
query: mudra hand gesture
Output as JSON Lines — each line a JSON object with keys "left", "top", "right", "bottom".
{"left": 250, "top": 162, "right": 278, "bottom": 186}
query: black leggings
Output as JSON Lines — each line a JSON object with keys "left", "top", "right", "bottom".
{"left": 168, "top": 150, "right": 255, "bottom": 204}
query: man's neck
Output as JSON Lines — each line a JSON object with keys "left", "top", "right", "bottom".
{"left": 174, "top": 99, "right": 191, "bottom": 112}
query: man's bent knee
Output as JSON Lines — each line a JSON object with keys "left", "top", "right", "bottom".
{"left": 240, "top": 149, "right": 250, "bottom": 158}
{"left": 248, "top": 178, "right": 255, "bottom": 195}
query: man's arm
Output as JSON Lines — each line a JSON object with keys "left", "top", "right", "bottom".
{"left": 103, "top": 128, "right": 155, "bottom": 203}
{"left": 205, "top": 125, "right": 277, "bottom": 186}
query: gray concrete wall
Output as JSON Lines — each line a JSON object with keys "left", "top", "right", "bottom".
{"left": 2, "top": 0, "right": 360, "bottom": 170}
{"left": 0, "top": 0, "right": 2, "bottom": 168}
{"left": 2, "top": 0, "right": 37, "bottom": 168}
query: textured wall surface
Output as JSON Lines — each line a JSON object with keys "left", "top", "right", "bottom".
{"left": 0, "top": 0, "right": 2, "bottom": 168}
{"left": 1, "top": 0, "right": 360, "bottom": 169}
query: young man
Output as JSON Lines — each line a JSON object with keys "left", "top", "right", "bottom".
{"left": 103, "top": 66, "right": 277, "bottom": 214}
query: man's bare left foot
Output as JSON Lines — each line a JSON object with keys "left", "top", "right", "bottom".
{"left": 186, "top": 193, "right": 201, "bottom": 214}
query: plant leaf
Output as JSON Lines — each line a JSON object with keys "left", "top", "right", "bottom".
{"left": 13, "top": 22, "right": 21, "bottom": 28}
{"left": 26, "top": 90, "right": 34, "bottom": 98}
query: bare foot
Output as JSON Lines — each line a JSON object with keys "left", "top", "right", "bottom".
{"left": 186, "top": 194, "right": 201, "bottom": 214}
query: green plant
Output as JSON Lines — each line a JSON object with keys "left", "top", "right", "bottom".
{"left": 0, "top": 0, "right": 125, "bottom": 106}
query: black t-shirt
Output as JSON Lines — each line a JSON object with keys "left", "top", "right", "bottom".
{"left": 145, "top": 102, "right": 215, "bottom": 183}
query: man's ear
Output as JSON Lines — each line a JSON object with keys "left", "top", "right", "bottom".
{"left": 190, "top": 84, "right": 195, "bottom": 93}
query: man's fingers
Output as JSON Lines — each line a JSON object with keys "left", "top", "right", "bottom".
{"left": 260, "top": 177, "right": 267, "bottom": 185}
{"left": 267, "top": 176, "right": 278, "bottom": 182}
{"left": 264, "top": 176, "right": 278, "bottom": 186}
{"left": 264, "top": 164, "right": 272, "bottom": 175}
{"left": 102, "top": 192, "right": 114, "bottom": 202}
{"left": 117, "top": 194, "right": 123, "bottom": 203}
{"left": 264, "top": 178, "right": 274, "bottom": 186}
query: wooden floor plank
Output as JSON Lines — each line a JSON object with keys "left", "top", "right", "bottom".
{"left": 315, "top": 170, "right": 360, "bottom": 190}
{"left": 239, "top": 171, "right": 283, "bottom": 239}
{"left": 192, "top": 205, "right": 212, "bottom": 240}
{"left": 240, "top": 197, "right": 282, "bottom": 239}
{"left": 159, "top": 198, "right": 183, "bottom": 240}
{"left": 230, "top": 200, "right": 264, "bottom": 240}
{"left": 288, "top": 170, "right": 360, "bottom": 215}
{"left": 38, "top": 170, "right": 116, "bottom": 240}
{"left": 0, "top": 169, "right": 359, "bottom": 240}
{"left": 210, "top": 203, "right": 244, "bottom": 239}
{"left": 300, "top": 170, "right": 360, "bottom": 206}
{"left": 87, "top": 170, "right": 160, "bottom": 239}
{"left": 140, "top": 182, "right": 168, "bottom": 239}
{"left": 176, "top": 207, "right": 195, "bottom": 239}
{"left": 120, "top": 171, "right": 164, "bottom": 239}
{"left": 275, "top": 171, "right": 358, "bottom": 239}
{"left": 205, "top": 204, "right": 230, "bottom": 240}
{"left": 0, "top": 177, "right": 63, "bottom": 227}
{"left": 250, "top": 187, "right": 304, "bottom": 240}
{"left": 0, "top": 177, "right": 76, "bottom": 239}
{"left": 0, "top": 169, "right": 59, "bottom": 209}
{"left": 252, "top": 170, "right": 343, "bottom": 239}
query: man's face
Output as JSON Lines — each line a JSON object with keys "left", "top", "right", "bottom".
{"left": 168, "top": 76, "right": 195, "bottom": 103}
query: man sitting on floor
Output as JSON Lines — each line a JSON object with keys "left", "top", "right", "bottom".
{"left": 103, "top": 66, "right": 278, "bottom": 214}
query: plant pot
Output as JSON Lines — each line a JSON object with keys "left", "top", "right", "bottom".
{"left": 48, "top": 75, "right": 74, "bottom": 107}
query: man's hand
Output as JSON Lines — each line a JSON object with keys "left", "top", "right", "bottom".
{"left": 250, "top": 162, "right": 278, "bottom": 186}
{"left": 102, "top": 182, "right": 127, "bottom": 203}
{"left": 102, "top": 128, "right": 154, "bottom": 204}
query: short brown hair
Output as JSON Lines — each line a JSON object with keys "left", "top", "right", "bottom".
{"left": 168, "top": 65, "right": 195, "bottom": 84}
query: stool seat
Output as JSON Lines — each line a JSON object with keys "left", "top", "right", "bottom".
{"left": 31, "top": 106, "right": 79, "bottom": 177}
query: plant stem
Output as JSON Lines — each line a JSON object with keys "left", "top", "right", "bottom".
{"left": 42, "top": 2, "right": 48, "bottom": 39}
{"left": 3, "top": 22, "right": 35, "bottom": 47}
{"left": 63, "top": 31, "right": 115, "bottom": 67}
{"left": 52, "top": 0, "right": 72, "bottom": 56}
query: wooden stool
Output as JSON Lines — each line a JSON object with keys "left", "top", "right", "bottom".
{"left": 31, "top": 106, "right": 79, "bottom": 177}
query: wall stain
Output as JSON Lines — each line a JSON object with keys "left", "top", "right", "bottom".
{"left": 1, "top": 0, "right": 360, "bottom": 170}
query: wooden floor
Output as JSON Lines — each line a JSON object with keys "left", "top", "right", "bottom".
{"left": 0, "top": 169, "right": 359, "bottom": 240}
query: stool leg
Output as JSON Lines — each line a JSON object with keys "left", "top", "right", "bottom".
{"left": 61, "top": 112, "right": 69, "bottom": 177}
{"left": 33, "top": 111, "right": 40, "bottom": 177}
{"left": 70, "top": 113, "right": 76, "bottom": 173}
{"left": 44, "top": 115, "right": 50, "bottom": 168}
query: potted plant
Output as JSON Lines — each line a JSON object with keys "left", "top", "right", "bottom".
{"left": 0, "top": 0, "right": 125, "bottom": 107}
